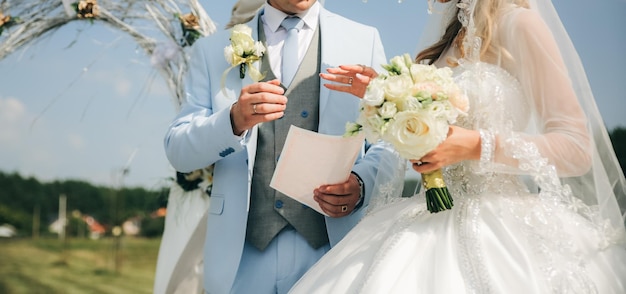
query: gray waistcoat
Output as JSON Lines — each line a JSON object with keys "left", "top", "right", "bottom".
{"left": 246, "top": 22, "right": 328, "bottom": 251}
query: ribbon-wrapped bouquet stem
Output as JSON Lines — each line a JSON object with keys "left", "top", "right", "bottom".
{"left": 345, "top": 54, "right": 468, "bottom": 213}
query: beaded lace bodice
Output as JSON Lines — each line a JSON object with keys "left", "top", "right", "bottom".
{"left": 445, "top": 62, "right": 530, "bottom": 197}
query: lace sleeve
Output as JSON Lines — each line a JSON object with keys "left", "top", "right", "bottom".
{"left": 497, "top": 6, "right": 625, "bottom": 234}
{"left": 491, "top": 9, "right": 591, "bottom": 177}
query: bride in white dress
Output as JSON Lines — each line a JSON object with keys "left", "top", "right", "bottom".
{"left": 289, "top": 0, "right": 626, "bottom": 293}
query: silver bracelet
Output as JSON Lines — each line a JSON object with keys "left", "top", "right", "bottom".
{"left": 479, "top": 129, "right": 495, "bottom": 165}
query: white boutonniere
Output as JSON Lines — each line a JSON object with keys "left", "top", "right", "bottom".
{"left": 221, "top": 24, "right": 266, "bottom": 94}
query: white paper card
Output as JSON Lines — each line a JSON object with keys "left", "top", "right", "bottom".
{"left": 270, "top": 125, "right": 365, "bottom": 216}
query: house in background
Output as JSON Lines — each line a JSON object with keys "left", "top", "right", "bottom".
{"left": 0, "top": 224, "right": 16, "bottom": 238}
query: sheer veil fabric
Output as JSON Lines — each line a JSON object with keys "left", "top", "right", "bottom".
{"left": 289, "top": 1, "right": 626, "bottom": 293}
{"left": 370, "top": 0, "right": 626, "bottom": 241}
{"left": 528, "top": 0, "right": 626, "bottom": 231}
{"left": 414, "top": 0, "right": 626, "bottom": 231}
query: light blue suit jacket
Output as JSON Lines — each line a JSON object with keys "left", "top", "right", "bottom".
{"left": 164, "top": 6, "right": 388, "bottom": 294}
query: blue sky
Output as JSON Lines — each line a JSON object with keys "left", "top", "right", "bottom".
{"left": 0, "top": 0, "right": 624, "bottom": 190}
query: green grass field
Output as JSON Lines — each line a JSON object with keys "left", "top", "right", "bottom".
{"left": 0, "top": 237, "right": 161, "bottom": 294}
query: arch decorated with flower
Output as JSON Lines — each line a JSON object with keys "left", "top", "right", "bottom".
{"left": 0, "top": 0, "right": 216, "bottom": 105}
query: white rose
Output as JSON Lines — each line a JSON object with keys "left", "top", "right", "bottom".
{"left": 230, "top": 30, "right": 255, "bottom": 52}
{"left": 383, "top": 110, "right": 448, "bottom": 160}
{"left": 383, "top": 75, "right": 413, "bottom": 103}
{"left": 397, "top": 96, "right": 422, "bottom": 112}
{"left": 378, "top": 101, "right": 397, "bottom": 119}
{"left": 253, "top": 41, "right": 266, "bottom": 57}
{"left": 357, "top": 112, "right": 385, "bottom": 142}
{"left": 424, "top": 100, "right": 452, "bottom": 120}
{"left": 232, "top": 24, "right": 252, "bottom": 36}
{"left": 364, "top": 113, "right": 386, "bottom": 133}
{"left": 224, "top": 45, "right": 235, "bottom": 65}
{"left": 409, "top": 64, "right": 435, "bottom": 83}
{"left": 231, "top": 43, "right": 245, "bottom": 57}
{"left": 363, "top": 78, "right": 386, "bottom": 106}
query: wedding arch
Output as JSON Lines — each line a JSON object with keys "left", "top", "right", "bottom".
{"left": 0, "top": 0, "right": 216, "bottom": 106}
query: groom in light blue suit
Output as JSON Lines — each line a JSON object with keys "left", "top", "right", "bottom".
{"left": 164, "top": 0, "right": 388, "bottom": 293}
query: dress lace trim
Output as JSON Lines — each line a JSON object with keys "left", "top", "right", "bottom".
{"left": 457, "top": 197, "right": 492, "bottom": 293}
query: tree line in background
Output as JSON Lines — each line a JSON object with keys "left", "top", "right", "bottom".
{"left": 0, "top": 127, "right": 624, "bottom": 240}
{"left": 0, "top": 171, "right": 170, "bottom": 239}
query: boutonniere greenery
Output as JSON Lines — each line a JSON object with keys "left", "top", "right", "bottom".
{"left": 221, "top": 24, "right": 266, "bottom": 93}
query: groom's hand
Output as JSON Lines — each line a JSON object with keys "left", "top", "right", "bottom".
{"left": 230, "top": 79, "right": 287, "bottom": 135}
{"left": 314, "top": 174, "right": 361, "bottom": 218}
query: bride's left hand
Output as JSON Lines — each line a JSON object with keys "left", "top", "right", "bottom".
{"left": 411, "top": 126, "right": 482, "bottom": 174}
{"left": 319, "top": 64, "right": 378, "bottom": 98}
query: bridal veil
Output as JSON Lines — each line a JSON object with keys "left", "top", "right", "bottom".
{"left": 372, "top": 0, "right": 626, "bottom": 241}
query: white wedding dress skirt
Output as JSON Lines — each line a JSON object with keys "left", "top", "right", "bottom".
{"left": 291, "top": 57, "right": 626, "bottom": 293}
{"left": 290, "top": 192, "right": 626, "bottom": 293}
{"left": 153, "top": 185, "right": 210, "bottom": 294}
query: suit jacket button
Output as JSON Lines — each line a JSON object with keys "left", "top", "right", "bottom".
{"left": 275, "top": 200, "right": 284, "bottom": 209}
{"left": 219, "top": 147, "right": 235, "bottom": 157}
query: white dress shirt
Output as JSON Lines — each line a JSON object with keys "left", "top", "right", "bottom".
{"left": 261, "top": 2, "right": 320, "bottom": 82}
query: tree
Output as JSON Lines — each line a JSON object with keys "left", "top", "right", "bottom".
{"left": 609, "top": 127, "right": 626, "bottom": 174}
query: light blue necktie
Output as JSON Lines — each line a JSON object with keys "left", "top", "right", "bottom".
{"left": 280, "top": 16, "right": 304, "bottom": 87}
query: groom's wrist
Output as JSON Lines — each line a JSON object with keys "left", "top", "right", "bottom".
{"left": 351, "top": 171, "right": 365, "bottom": 210}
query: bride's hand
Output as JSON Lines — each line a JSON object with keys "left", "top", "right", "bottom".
{"left": 319, "top": 64, "right": 378, "bottom": 98}
{"left": 411, "top": 126, "right": 482, "bottom": 174}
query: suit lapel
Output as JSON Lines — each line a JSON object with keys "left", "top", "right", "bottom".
{"left": 318, "top": 7, "right": 333, "bottom": 118}
{"left": 244, "top": 12, "right": 263, "bottom": 206}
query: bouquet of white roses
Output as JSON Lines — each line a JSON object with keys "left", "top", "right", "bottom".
{"left": 345, "top": 53, "right": 469, "bottom": 213}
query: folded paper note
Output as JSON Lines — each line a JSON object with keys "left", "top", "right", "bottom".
{"left": 270, "top": 125, "right": 365, "bottom": 216}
